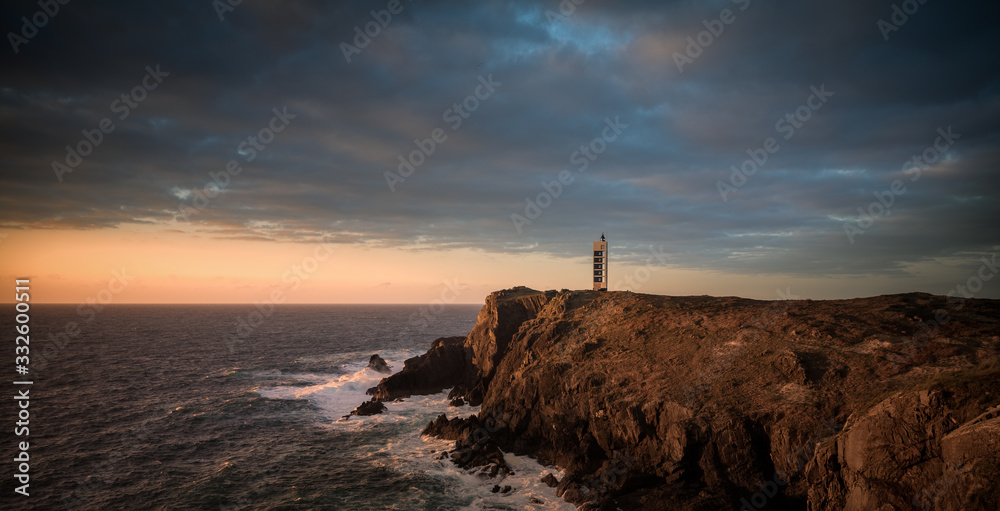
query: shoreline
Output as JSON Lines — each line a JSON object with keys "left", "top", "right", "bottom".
{"left": 352, "top": 287, "right": 1000, "bottom": 510}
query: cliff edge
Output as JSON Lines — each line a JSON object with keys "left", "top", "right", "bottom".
{"left": 367, "top": 287, "right": 1000, "bottom": 510}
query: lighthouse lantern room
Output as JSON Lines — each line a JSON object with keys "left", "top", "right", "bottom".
{"left": 593, "top": 234, "right": 608, "bottom": 291}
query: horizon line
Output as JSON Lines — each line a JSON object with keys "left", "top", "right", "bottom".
{"left": 0, "top": 288, "right": 976, "bottom": 306}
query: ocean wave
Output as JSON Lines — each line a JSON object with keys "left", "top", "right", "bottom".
{"left": 254, "top": 352, "right": 574, "bottom": 510}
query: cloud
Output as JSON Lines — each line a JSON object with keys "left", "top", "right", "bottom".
{"left": 0, "top": 0, "right": 998, "bottom": 280}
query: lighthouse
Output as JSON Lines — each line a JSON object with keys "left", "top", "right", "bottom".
{"left": 593, "top": 233, "right": 608, "bottom": 291}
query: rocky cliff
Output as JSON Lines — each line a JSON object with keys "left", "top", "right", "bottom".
{"left": 366, "top": 287, "right": 555, "bottom": 405}
{"left": 364, "top": 287, "right": 1000, "bottom": 510}
{"left": 366, "top": 336, "right": 473, "bottom": 402}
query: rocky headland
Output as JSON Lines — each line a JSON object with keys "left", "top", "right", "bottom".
{"left": 359, "top": 287, "right": 1000, "bottom": 510}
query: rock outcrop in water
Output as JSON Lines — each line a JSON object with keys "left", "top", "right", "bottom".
{"left": 348, "top": 399, "right": 386, "bottom": 417}
{"left": 360, "top": 287, "right": 1000, "bottom": 510}
{"left": 366, "top": 336, "right": 473, "bottom": 401}
{"left": 423, "top": 412, "right": 513, "bottom": 479}
{"left": 367, "top": 354, "right": 391, "bottom": 373}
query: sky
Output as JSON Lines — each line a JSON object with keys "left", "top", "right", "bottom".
{"left": 1, "top": 0, "right": 998, "bottom": 304}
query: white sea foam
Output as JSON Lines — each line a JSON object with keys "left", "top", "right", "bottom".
{"left": 255, "top": 350, "right": 419, "bottom": 419}
{"left": 360, "top": 395, "right": 575, "bottom": 510}
{"left": 256, "top": 352, "right": 576, "bottom": 510}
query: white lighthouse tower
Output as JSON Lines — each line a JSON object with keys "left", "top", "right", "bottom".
{"left": 593, "top": 233, "right": 608, "bottom": 291}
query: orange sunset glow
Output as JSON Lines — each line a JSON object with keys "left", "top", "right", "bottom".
{"left": 2, "top": 225, "right": 991, "bottom": 304}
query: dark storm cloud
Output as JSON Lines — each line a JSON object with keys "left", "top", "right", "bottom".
{"left": 1, "top": 0, "right": 997, "bottom": 278}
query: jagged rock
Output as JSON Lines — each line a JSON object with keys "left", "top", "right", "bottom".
{"left": 422, "top": 413, "right": 471, "bottom": 441}
{"left": 349, "top": 399, "right": 386, "bottom": 416}
{"left": 541, "top": 473, "right": 559, "bottom": 487}
{"left": 449, "top": 383, "right": 484, "bottom": 407}
{"left": 367, "top": 354, "right": 391, "bottom": 373}
{"left": 366, "top": 336, "right": 473, "bottom": 401}
{"left": 805, "top": 390, "right": 1000, "bottom": 510}
{"left": 463, "top": 287, "right": 556, "bottom": 393}
{"left": 423, "top": 412, "right": 512, "bottom": 478}
{"left": 449, "top": 397, "right": 466, "bottom": 407}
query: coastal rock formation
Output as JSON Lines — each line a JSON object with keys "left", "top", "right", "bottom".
{"left": 349, "top": 399, "right": 387, "bottom": 417}
{"left": 366, "top": 336, "right": 473, "bottom": 401}
{"left": 366, "top": 287, "right": 553, "bottom": 404}
{"left": 362, "top": 288, "right": 1000, "bottom": 509}
{"left": 367, "top": 354, "right": 391, "bottom": 373}
{"left": 541, "top": 472, "right": 559, "bottom": 487}
{"left": 423, "top": 413, "right": 513, "bottom": 478}
{"left": 805, "top": 390, "right": 1000, "bottom": 510}
{"left": 464, "top": 287, "right": 556, "bottom": 392}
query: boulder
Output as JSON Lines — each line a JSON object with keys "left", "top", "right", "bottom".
{"left": 541, "top": 473, "right": 559, "bottom": 487}
{"left": 367, "top": 354, "right": 391, "bottom": 373}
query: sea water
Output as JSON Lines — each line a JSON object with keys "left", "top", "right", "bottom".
{"left": 0, "top": 305, "right": 573, "bottom": 511}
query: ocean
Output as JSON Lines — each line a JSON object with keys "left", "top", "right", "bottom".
{"left": 1, "top": 305, "right": 574, "bottom": 511}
